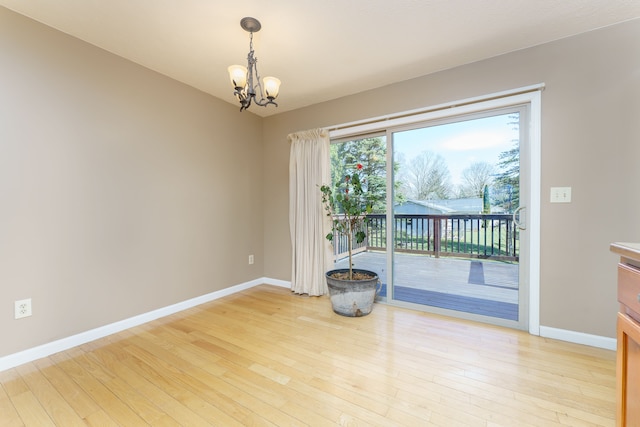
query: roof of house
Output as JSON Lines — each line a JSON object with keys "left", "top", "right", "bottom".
{"left": 398, "top": 198, "right": 504, "bottom": 214}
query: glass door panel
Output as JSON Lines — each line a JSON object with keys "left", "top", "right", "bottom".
{"left": 329, "top": 135, "right": 389, "bottom": 297}
{"left": 390, "top": 109, "right": 527, "bottom": 328}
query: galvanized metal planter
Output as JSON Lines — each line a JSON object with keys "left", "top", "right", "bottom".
{"left": 325, "top": 269, "right": 380, "bottom": 317}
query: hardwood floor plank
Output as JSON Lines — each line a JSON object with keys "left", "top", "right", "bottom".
{"left": 0, "top": 368, "right": 29, "bottom": 397}
{"left": 0, "top": 394, "right": 24, "bottom": 427}
{"left": 14, "top": 363, "right": 85, "bottom": 427}
{"left": 0, "top": 284, "right": 616, "bottom": 426}
{"left": 116, "top": 344, "right": 242, "bottom": 427}
{"left": 32, "top": 358, "right": 101, "bottom": 420}
{"left": 82, "top": 409, "right": 120, "bottom": 427}
{"left": 102, "top": 353, "right": 232, "bottom": 426}
{"left": 48, "top": 353, "right": 150, "bottom": 426}
{"left": 10, "top": 390, "right": 56, "bottom": 427}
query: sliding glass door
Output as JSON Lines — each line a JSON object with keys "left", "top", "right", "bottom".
{"left": 388, "top": 107, "right": 529, "bottom": 329}
{"left": 328, "top": 89, "right": 541, "bottom": 331}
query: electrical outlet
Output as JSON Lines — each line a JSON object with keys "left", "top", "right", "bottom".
{"left": 248, "top": 254, "right": 254, "bottom": 265}
{"left": 15, "top": 298, "right": 32, "bottom": 319}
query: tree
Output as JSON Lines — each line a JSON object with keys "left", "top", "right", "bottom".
{"left": 493, "top": 142, "right": 519, "bottom": 212}
{"left": 330, "top": 137, "right": 402, "bottom": 212}
{"left": 482, "top": 185, "right": 491, "bottom": 214}
{"left": 458, "top": 161, "right": 495, "bottom": 198}
{"left": 492, "top": 113, "right": 520, "bottom": 213}
{"left": 403, "top": 151, "right": 452, "bottom": 200}
{"left": 321, "top": 164, "right": 373, "bottom": 280}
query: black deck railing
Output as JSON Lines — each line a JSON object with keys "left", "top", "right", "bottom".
{"left": 332, "top": 213, "right": 519, "bottom": 262}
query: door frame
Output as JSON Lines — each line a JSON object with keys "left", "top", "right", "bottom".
{"left": 329, "top": 85, "right": 542, "bottom": 335}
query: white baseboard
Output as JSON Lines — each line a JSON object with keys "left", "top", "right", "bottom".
{"left": 261, "top": 277, "right": 291, "bottom": 288}
{"left": 3, "top": 278, "right": 615, "bottom": 372}
{"left": 0, "top": 278, "right": 291, "bottom": 373}
{"left": 539, "top": 326, "right": 617, "bottom": 351}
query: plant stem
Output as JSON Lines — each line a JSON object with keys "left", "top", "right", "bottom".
{"left": 347, "top": 222, "right": 353, "bottom": 280}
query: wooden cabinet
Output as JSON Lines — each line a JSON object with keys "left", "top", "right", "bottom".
{"left": 611, "top": 242, "right": 640, "bottom": 427}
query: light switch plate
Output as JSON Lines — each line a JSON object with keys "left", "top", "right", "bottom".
{"left": 550, "top": 187, "right": 572, "bottom": 203}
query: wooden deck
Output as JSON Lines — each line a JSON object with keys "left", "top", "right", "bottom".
{"left": 335, "top": 251, "right": 520, "bottom": 321}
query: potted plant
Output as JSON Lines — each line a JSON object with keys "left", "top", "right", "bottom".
{"left": 320, "top": 163, "right": 380, "bottom": 317}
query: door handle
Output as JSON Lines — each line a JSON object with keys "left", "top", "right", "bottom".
{"left": 513, "top": 206, "right": 526, "bottom": 230}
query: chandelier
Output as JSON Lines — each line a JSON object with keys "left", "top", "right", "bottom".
{"left": 228, "top": 17, "right": 281, "bottom": 112}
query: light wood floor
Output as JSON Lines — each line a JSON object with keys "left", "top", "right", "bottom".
{"left": 1, "top": 285, "right": 616, "bottom": 426}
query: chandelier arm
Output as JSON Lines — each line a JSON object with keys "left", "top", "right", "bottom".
{"left": 250, "top": 53, "right": 278, "bottom": 107}
{"left": 253, "top": 98, "right": 278, "bottom": 108}
{"left": 240, "top": 98, "right": 251, "bottom": 111}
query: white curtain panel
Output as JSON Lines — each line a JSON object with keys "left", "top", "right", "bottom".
{"left": 288, "top": 128, "right": 333, "bottom": 296}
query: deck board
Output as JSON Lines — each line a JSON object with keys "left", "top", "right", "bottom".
{"left": 335, "top": 251, "right": 519, "bottom": 321}
{"left": 377, "top": 284, "right": 518, "bottom": 320}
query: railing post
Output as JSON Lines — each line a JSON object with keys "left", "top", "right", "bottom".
{"left": 434, "top": 217, "right": 441, "bottom": 258}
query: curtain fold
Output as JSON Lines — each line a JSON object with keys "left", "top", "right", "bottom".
{"left": 288, "top": 128, "right": 333, "bottom": 296}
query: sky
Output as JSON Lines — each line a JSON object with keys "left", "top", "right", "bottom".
{"left": 393, "top": 112, "right": 519, "bottom": 187}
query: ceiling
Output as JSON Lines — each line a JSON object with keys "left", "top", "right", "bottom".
{"left": 1, "top": 1, "right": 639, "bottom": 117}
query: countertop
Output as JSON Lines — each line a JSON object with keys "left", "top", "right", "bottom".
{"left": 611, "top": 242, "right": 640, "bottom": 264}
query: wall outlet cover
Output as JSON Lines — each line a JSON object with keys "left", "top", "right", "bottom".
{"left": 15, "top": 298, "right": 32, "bottom": 319}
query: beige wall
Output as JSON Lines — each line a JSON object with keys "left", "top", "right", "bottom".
{"left": 263, "top": 19, "right": 640, "bottom": 338}
{"left": 0, "top": 8, "right": 264, "bottom": 357}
